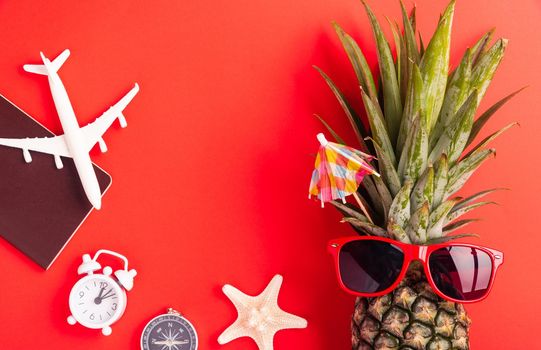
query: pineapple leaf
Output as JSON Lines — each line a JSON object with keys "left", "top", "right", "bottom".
{"left": 431, "top": 48, "right": 472, "bottom": 147}
{"left": 406, "top": 201, "right": 429, "bottom": 243}
{"left": 445, "top": 92, "right": 479, "bottom": 164}
{"left": 428, "top": 197, "right": 462, "bottom": 239}
{"left": 463, "top": 122, "right": 518, "bottom": 159}
{"left": 392, "top": 19, "right": 408, "bottom": 103}
{"left": 314, "top": 114, "right": 347, "bottom": 145}
{"left": 314, "top": 66, "right": 369, "bottom": 150}
{"left": 330, "top": 200, "right": 368, "bottom": 222}
{"left": 446, "top": 201, "right": 497, "bottom": 223}
{"left": 332, "top": 22, "right": 378, "bottom": 101}
{"left": 469, "top": 38, "right": 508, "bottom": 101}
{"left": 453, "top": 188, "right": 507, "bottom": 211}
{"left": 398, "top": 114, "right": 428, "bottom": 183}
{"left": 372, "top": 175, "right": 394, "bottom": 216}
{"left": 398, "top": 1, "right": 420, "bottom": 103}
{"left": 409, "top": 5, "right": 417, "bottom": 32}
{"left": 366, "top": 137, "right": 401, "bottom": 196}
{"left": 358, "top": 176, "right": 394, "bottom": 223}
{"left": 400, "top": 1, "right": 420, "bottom": 65}
{"left": 361, "top": 88, "right": 397, "bottom": 163}
{"left": 467, "top": 87, "right": 526, "bottom": 146}
{"left": 341, "top": 217, "right": 389, "bottom": 237}
{"left": 443, "top": 218, "right": 480, "bottom": 234}
{"left": 433, "top": 154, "right": 449, "bottom": 208}
{"left": 445, "top": 148, "right": 495, "bottom": 197}
{"left": 412, "top": 165, "right": 434, "bottom": 212}
{"left": 388, "top": 179, "right": 413, "bottom": 229}
{"left": 397, "top": 63, "right": 424, "bottom": 154}
{"left": 429, "top": 91, "right": 479, "bottom": 165}
{"left": 419, "top": 0, "right": 455, "bottom": 130}
{"left": 361, "top": 176, "right": 385, "bottom": 218}
{"left": 387, "top": 18, "right": 403, "bottom": 97}
{"left": 425, "top": 233, "right": 479, "bottom": 244}
{"left": 354, "top": 191, "right": 378, "bottom": 222}
{"left": 362, "top": 0, "right": 403, "bottom": 144}
{"left": 397, "top": 25, "right": 409, "bottom": 106}
{"left": 470, "top": 28, "right": 495, "bottom": 66}
{"left": 388, "top": 218, "right": 411, "bottom": 243}
{"left": 419, "top": 32, "right": 425, "bottom": 57}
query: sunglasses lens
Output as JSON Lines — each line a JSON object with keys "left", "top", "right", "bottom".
{"left": 339, "top": 240, "right": 404, "bottom": 294}
{"left": 429, "top": 246, "right": 493, "bottom": 301}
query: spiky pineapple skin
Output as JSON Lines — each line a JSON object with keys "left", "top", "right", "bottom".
{"left": 351, "top": 262, "right": 471, "bottom": 350}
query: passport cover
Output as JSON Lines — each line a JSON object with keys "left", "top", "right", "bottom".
{"left": 0, "top": 94, "right": 111, "bottom": 269}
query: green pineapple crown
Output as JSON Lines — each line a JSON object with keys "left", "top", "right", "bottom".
{"left": 316, "top": 0, "right": 521, "bottom": 244}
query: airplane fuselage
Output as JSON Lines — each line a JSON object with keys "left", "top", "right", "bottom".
{"left": 0, "top": 49, "right": 139, "bottom": 209}
{"left": 46, "top": 68, "right": 102, "bottom": 209}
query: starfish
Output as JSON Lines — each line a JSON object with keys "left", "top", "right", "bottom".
{"left": 217, "top": 274, "right": 308, "bottom": 350}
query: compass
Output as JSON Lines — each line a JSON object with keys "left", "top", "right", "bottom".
{"left": 141, "top": 308, "right": 198, "bottom": 350}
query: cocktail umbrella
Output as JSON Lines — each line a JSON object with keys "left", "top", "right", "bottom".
{"left": 309, "top": 133, "right": 379, "bottom": 223}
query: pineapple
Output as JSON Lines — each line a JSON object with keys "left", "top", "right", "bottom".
{"left": 315, "top": 1, "right": 519, "bottom": 349}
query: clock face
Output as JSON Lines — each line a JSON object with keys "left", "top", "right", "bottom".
{"left": 69, "top": 275, "right": 126, "bottom": 328}
{"left": 141, "top": 313, "right": 198, "bottom": 350}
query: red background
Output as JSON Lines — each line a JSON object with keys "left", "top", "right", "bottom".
{"left": 0, "top": 0, "right": 539, "bottom": 349}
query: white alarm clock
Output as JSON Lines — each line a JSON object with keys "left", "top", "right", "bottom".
{"left": 67, "top": 249, "right": 137, "bottom": 336}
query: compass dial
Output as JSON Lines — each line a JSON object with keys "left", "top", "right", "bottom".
{"left": 141, "top": 312, "right": 198, "bottom": 350}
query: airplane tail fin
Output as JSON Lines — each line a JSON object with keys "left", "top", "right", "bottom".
{"left": 23, "top": 49, "right": 70, "bottom": 75}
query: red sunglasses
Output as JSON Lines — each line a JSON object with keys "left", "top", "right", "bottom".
{"left": 328, "top": 236, "right": 504, "bottom": 303}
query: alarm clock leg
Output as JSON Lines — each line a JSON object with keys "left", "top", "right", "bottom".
{"left": 67, "top": 316, "right": 77, "bottom": 325}
{"left": 102, "top": 326, "right": 112, "bottom": 336}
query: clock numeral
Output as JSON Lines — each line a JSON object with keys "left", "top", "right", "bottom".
{"left": 79, "top": 291, "right": 84, "bottom": 298}
{"left": 89, "top": 313, "right": 95, "bottom": 320}
{"left": 112, "top": 303, "right": 117, "bottom": 311}
{"left": 99, "top": 282, "right": 108, "bottom": 289}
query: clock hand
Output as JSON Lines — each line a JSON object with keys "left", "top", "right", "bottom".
{"left": 100, "top": 288, "right": 114, "bottom": 299}
{"left": 100, "top": 290, "right": 116, "bottom": 300}
{"left": 94, "top": 287, "right": 106, "bottom": 304}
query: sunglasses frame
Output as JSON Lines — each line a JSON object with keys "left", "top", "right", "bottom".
{"left": 328, "top": 236, "right": 504, "bottom": 303}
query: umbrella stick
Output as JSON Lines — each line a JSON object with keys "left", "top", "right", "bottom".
{"left": 352, "top": 192, "right": 374, "bottom": 224}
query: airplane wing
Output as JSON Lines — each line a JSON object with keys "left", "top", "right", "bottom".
{"left": 0, "top": 134, "right": 70, "bottom": 166}
{"left": 81, "top": 83, "right": 139, "bottom": 152}
{"left": 0, "top": 83, "right": 139, "bottom": 167}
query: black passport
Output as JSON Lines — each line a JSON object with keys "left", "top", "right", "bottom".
{"left": 0, "top": 94, "right": 111, "bottom": 269}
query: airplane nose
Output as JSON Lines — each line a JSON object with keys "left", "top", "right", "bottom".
{"left": 89, "top": 195, "right": 102, "bottom": 210}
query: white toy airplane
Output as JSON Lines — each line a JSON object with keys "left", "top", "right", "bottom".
{"left": 0, "top": 49, "right": 139, "bottom": 210}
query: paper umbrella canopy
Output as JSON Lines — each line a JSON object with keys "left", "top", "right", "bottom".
{"left": 309, "top": 133, "right": 379, "bottom": 216}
